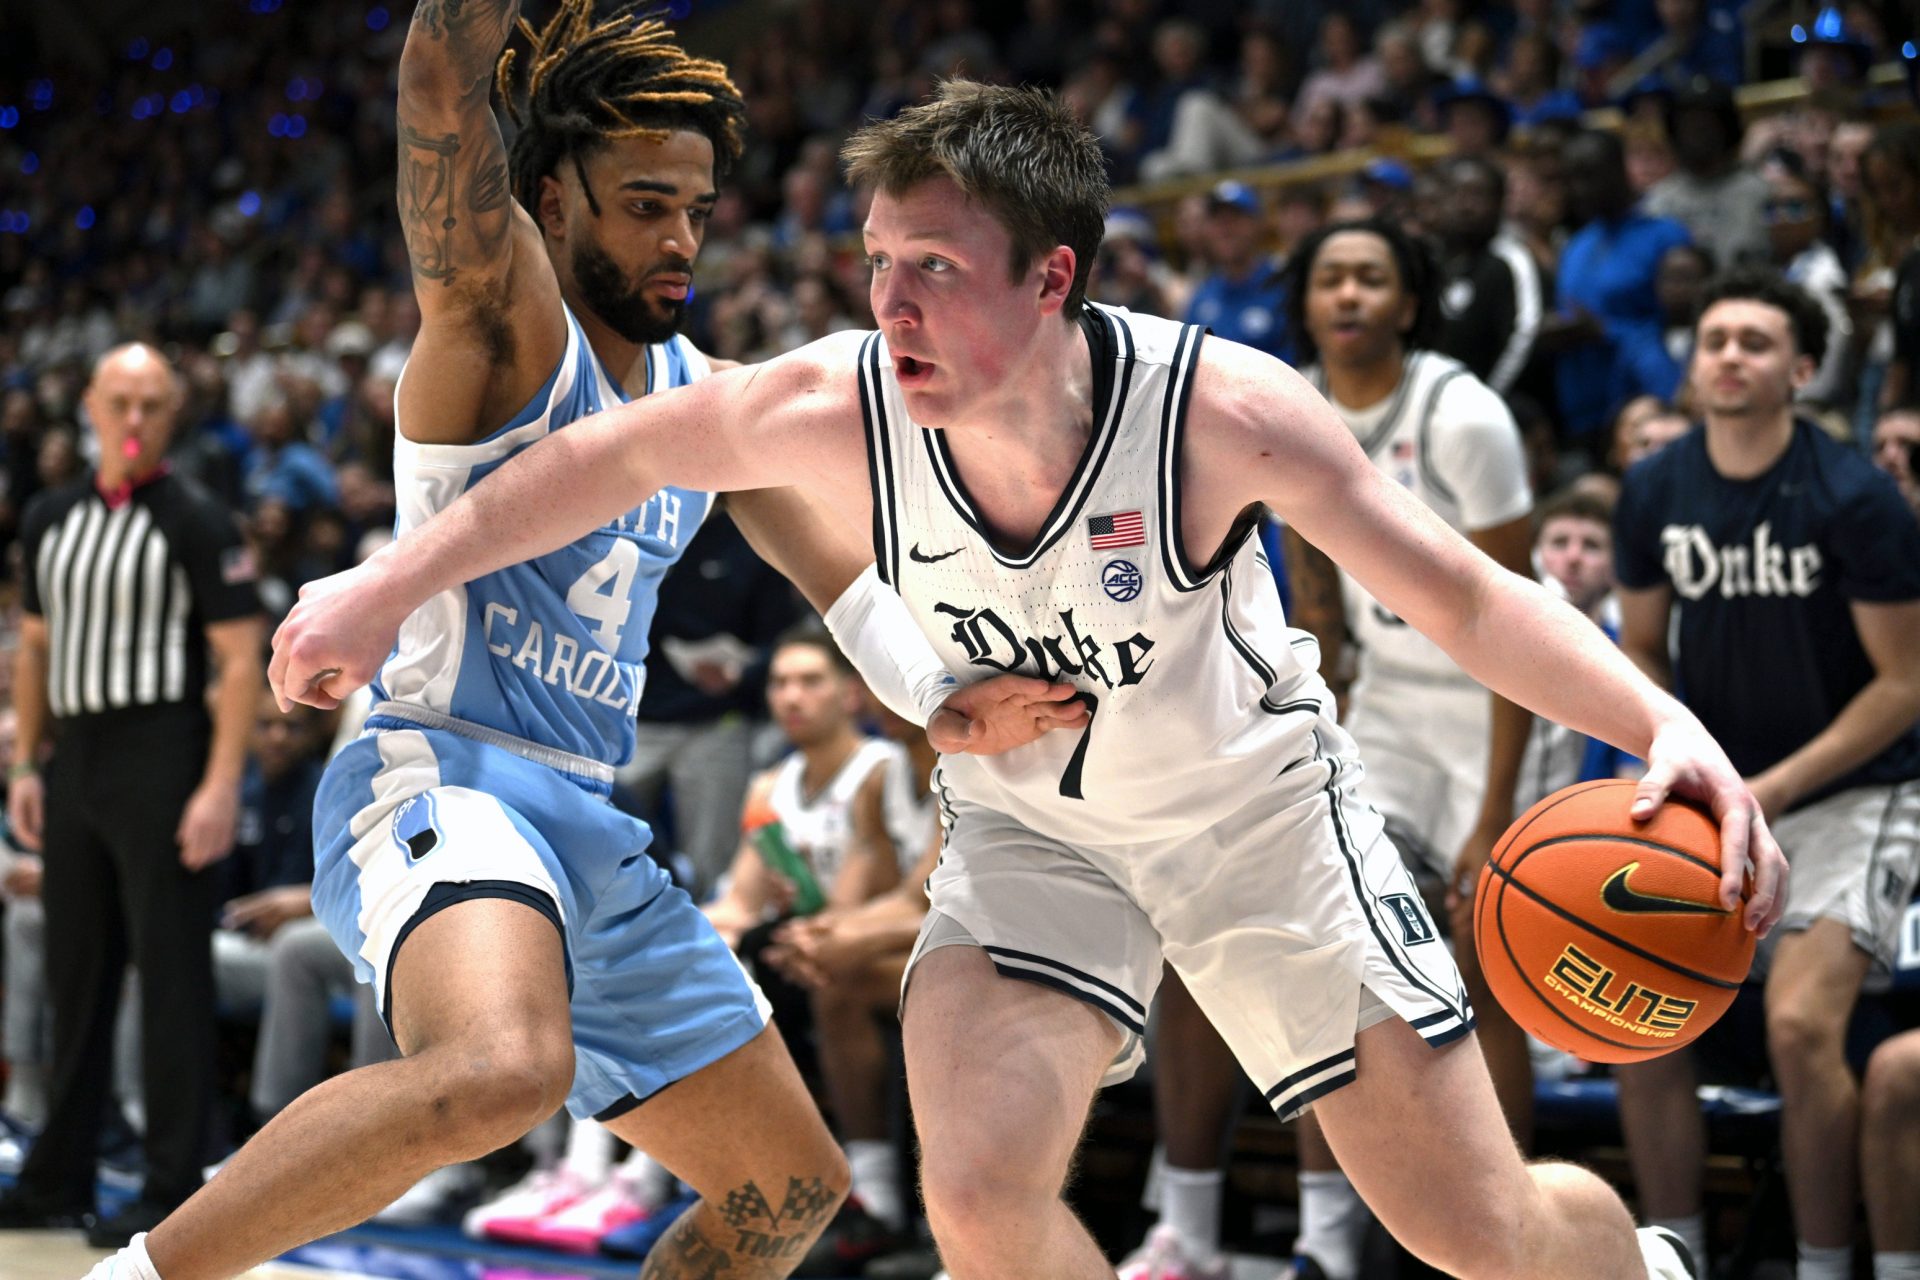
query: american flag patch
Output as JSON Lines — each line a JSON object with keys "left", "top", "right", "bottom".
{"left": 1087, "top": 510, "right": 1145, "bottom": 550}
{"left": 221, "top": 546, "right": 258, "bottom": 584}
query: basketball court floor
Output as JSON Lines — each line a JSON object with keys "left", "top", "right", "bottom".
{"left": 0, "top": 1230, "right": 1295, "bottom": 1280}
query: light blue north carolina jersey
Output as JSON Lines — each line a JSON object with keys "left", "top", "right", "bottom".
{"left": 375, "top": 305, "right": 714, "bottom": 764}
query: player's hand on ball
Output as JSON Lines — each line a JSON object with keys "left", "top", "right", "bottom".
{"left": 1633, "top": 716, "right": 1787, "bottom": 935}
{"left": 269, "top": 563, "right": 409, "bottom": 712}
{"left": 928, "top": 675, "right": 1090, "bottom": 756}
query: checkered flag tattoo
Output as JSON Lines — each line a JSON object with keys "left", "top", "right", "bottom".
{"left": 779, "top": 1177, "right": 835, "bottom": 1226}
{"left": 720, "top": 1181, "right": 775, "bottom": 1229}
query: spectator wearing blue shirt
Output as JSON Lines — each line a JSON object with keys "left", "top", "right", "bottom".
{"left": 1655, "top": 0, "right": 1745, "bottom": 89}
{"left": 1184, "top": 181, "right": 1291, "bottom": 362}
{"left": 241, "top": 400, "right": 340, "bottom": 514}
{"left": 1499, "top": 32, "right": 1585, "bottom": 129}
{"left": 1547, "top": 129, "right": 1693, "bottom": 456}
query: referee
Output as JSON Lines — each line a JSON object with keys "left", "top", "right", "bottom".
{"left": 0, "top": 343, "right": 263, "bottom": 1244}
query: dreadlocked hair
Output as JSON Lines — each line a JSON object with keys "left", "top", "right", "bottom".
{"left": 494, "top": 0, "right": 746, "bottom": 213}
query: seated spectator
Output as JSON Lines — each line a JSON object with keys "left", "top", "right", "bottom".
{"left": 210, "top": 692, "right": 327, "bottom": 1022}
{"left": 701, "top": 630, "right": 919, "bottom": 1261}
{"left": 1762, "top": 151, "right": 1855, "bottom": 409}
{"left": 1227, "top": 26, "right": 1295, "bottom": 156}
{"left": 241, "top": 399, "right": 339, "bottom": 515}
{"left": 1498, "top": 31, "right": 1585, "bottom": 129}
{"left": 1616, "top": 398, "right": 1696, "bottom": 470}
{"left": 1183, "top": 182, "right": 1291, "bottom": 362}
{"left": 1645, "top": 81, "right": 1773, "bottom": 270}
{"left": 1293, "top": 13, "right": 1385, "bottom": 123}
{"left": 1547, "top": 129, "right": 1693, "bottom": 457}
{"left": 1278, "top": 95, "right": 1347, "bottom": 162}
{"left": 703, "top": 630, "right": 911, "bottom": 952}
{"left": 1088, "top": 210, "right": 1184, "bottom": 322}
{"left": 1434, "top": 77, "right": 1513, "bottom": 157}
{"left": 1651, "top": 0, "right": 1745, "bottom": 90}
{"left": 1658, "top": 241, "right": 1717, "bottom": 374}
{"left": 1372, "top": 21, "right": 1440, "bottom": 128}
{"left": 1613, "top": 269, "right": 1920, "bottom": 1280}
{"left": 1515, "top": 487, "right": 1642, "bottom": 810}
{"left": 1871, "top": 404, "right": 1920, "bottom": 517}
{"left": 1433, "top": 155, "right": 1548, "bottom": 397}
{"left": 1864, "top": 122, "right": 1920, "bottom": 412}
{"left": 1136, "top": 20, "right": 1266, "bottom": 182}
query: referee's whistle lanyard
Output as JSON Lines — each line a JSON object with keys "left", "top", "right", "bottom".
{"left": 95, "top": 460, "right": 171, "bottom": 511}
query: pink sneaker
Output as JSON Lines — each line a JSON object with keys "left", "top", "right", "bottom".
{"left": 1117, "top": 1225, "right": 1232, "bottom": 1280}
{"left": 464, "top": 1166, "right": 595, "bottom": 1240}
{"left": 488, "top": 1171, "right": 659, "bottom": 1254}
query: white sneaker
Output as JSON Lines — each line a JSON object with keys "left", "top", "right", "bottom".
{"left": 462, "top": 1165, "right": 594, "bottom": 1239}
{"left": 1118, "top": 1224, "right": 1232, "bottom": 1280}
{"left": 1637, "top": 1226, "right": 1699, "bottom": 1280}
{"left": 486, "top": 1169, "right": 663, "bottom": 1253}
{"left": 374, "top": 1161, "right": 485, "bottom": 1225}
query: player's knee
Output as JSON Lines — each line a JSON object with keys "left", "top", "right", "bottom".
{"left": 1765, "top": 998, "right": 1848, "bottom": 1077}
{"left": 423, "top": 1032, "right": 574, "bottom": 1146}
{"left": 1864, "top": 1035, "right": 1920, "bottom": 1119}
{"left": 919, "top": 1141, "right": 1050, "bottom": 1247}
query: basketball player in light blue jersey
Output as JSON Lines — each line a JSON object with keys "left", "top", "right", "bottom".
{"left": 272, "top": 84, "right": 1788, "bottom": 1280}
{"left": 88, "top": 10, "right": 1083, "bottom": 1280}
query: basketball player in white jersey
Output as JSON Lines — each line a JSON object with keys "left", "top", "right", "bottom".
{"left": 273, "top": 82, "right": 1788, "bottom": 1280}
{"left": 1287, "top": 218, "right": 1539, "bottom": 1278}
{"left": 91, "top": 16, "right": 1079, "bottom": 1280}
{"left": 705, "top": 628, "right": 922, "bottom": 1242}
{"left": 706, "top": 630, "right": 912, "bottom": 948}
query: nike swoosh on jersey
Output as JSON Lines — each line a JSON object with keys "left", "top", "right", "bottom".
{"left": 909, "top": 543, "right": 962, "bottom": 563}
{"left": 1600, "top": 863, "right": 1727, "bottom": 916}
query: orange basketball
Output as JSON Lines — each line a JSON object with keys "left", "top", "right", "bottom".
{"left": 1472, "top": 779, "right": 1756, "bottom": 1063}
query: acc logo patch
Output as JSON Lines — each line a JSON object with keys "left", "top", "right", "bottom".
{"left": 1102, "top": 559, "right": 1143, "bottom": 602}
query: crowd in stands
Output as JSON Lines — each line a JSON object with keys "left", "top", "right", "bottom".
{"left": 2, "top": 0, "right": 1919, "bottom": 1276}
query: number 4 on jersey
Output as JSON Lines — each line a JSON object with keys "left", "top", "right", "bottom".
{"left": 567, "top": 539, "right": 640, "bottom": 649}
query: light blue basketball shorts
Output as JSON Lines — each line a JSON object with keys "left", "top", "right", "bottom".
{"left": 311, "top": 713, "right": 769, "bottom": 1121}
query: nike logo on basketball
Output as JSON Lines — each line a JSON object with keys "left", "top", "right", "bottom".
{"left": 910, "top": 544, "right": 962, "bottom": 563}
{"left": 1601, "top": 864, "right": 1725, "bottom": 916}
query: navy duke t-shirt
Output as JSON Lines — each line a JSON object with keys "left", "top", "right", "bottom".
{"left": 1615, "top": 420, "right": 1920, "bottom": 802}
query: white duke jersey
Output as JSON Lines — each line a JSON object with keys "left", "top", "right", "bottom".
{"left": 1303, "top": 349, "right": 1530, "bottom": 684}
{"left": 863, "top": 304, "right": 1329, "bottom": 848}
{"left": 769, "top": 737, "right": 908, "bottom": 887}
{"left": 376, "top": 304, "right": 714, "bottom": 764}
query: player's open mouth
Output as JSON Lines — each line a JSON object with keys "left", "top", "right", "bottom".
{"left": 895, "top": 355, "right": 934, "bottom": 385}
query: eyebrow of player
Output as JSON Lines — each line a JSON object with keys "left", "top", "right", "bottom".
{"left": 617, "top": 178, "right": 718, "bottom": 203}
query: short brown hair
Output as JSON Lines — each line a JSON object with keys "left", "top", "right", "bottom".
{"left": 1534, "top": 486, "right": 1615, "bottom": 538}
{"left": 841, "top": 80, "right": 1109, "bottom": 318}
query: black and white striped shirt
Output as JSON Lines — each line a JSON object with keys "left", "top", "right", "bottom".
{"left": 19, "top": 469, "right": 260, "bottom": 720}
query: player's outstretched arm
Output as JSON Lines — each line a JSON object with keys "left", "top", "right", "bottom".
{"left": 270, "top": 343, "right": 852, "bottom": 713}
{"left": 1193, "top": 342, "right": 1785, "bottom": 932}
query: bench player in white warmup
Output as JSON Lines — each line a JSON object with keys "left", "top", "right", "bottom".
{"left": 273, "top": 82, "right": 1788, "bottom": 1280}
